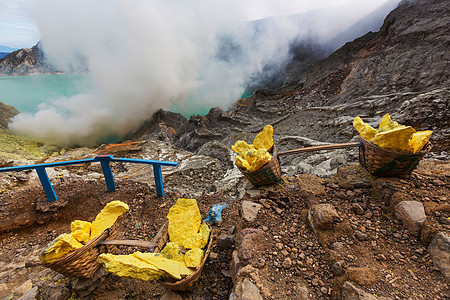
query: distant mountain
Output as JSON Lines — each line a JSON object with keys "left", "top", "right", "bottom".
{"left": 0, "top": 45, "right": 18, "bottom": 52}
{"left": 0, "top": 42, "right": 60, "bottom": 76}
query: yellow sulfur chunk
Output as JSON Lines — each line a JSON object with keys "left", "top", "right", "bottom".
{"left": 184, "top": 248, "right": 204, "bottom": 268}
{"left": 235, "top": 155, "right": 251, "bottom": 170}
{"left": 90, "top": 201, "right": 129, "bottom": 239}
{"left": 247, "top": 149, "right": 272, "bottom": 172}
{"left": 184, "top": 232, "right": 203, "bottom": 250}
{"left": 353, "top": 117, "right": 377, "bottom": 142}
{"left": 133, "top": 252, "right": 194, "bottom": 280}
{"left": 39, "top": 233, "right": 83, "bottom": 264}
{"left": 160, "top": 242, "right": 185, "bottom": 262}
{"left": 254, "top": 125, "right": 274, "bottom": 151}
{"left": 379, "top": 113, "right": 392, "bottom": 130}
{"left": 378, "top": 120, "right": 405, "bottom": 133}
{"left": 98, "top": 253, "right": 164, "bottom": 281}
{"left": 167, "top": 198, "right": 201, "bottom": 249}
{"left": 374, "top": 126, "right": 416, "bottom": 152}
{"left": 409, "top": 130, "right": 432, "bottom": 153}
{"left": 71, "top": 220, "right": 91, "bottom": 243}
{"left": 244, "top": 148, "right": 259, "bottom": 164}
{"left": 199, "top": 222, "right": 211, "bottom": 249}
{"left": 231, "top": 141, "right": 255, "bottom": 157}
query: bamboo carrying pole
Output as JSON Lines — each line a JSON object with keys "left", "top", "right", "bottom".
{"left": 277, "top": 142, "right": 360, "bottom": 156}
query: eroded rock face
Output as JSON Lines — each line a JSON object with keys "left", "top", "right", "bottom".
{"left": 0, "top": 102, "right": 19, "bottom": 129}
{"left": 0, "top": 43, "right": 58, "bottom": 76}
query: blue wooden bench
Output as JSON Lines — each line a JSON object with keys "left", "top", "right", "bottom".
{"left": 0, "top": 155, "right": 178, "bottom": 202}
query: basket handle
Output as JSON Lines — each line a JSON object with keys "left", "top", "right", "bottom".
{"left": 278, "top": 142, "right": 360, "bottom": 156}
{"left": 97, "top": 239, "right": 158, "bottom": 248}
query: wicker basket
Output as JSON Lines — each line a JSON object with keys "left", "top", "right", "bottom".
{"left": 237, "top": 145, "right": 282, "bottom": 186}
{"left": 358, "top": 137, "right": 432, "bottom": 177}
{"left": 153, "top": 223, "right": 214, "bottom": 292}
{"left": 41, "top": 227, "right": 117, "bottom": 278}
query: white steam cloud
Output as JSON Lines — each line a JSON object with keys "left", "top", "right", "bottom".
{"left": 10, "top": 0, "right": 398, "bottom": 146}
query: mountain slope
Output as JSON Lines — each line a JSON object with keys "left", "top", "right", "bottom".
{"left": 0, "top": 43, "right": 58, "bottom": 76}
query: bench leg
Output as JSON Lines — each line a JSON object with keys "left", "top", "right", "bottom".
{"left": 153, "top": 165, "right": 164, "bottom": 197}
{"left": 35, "top": 167, "right": 57, "bottom": 202}
{"left": 100, "top": 161, "right": 116, "bottom": 192}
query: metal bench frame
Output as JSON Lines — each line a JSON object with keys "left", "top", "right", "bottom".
{"left": 0, "top": 155, "right": 177, "bottom": 201}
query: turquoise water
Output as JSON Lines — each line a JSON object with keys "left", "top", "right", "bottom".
{"left": 0, "top": 74, "right": 251, "bottom": 118}
{"left": 0, "top": 74, "right": 94, "bottom": 113}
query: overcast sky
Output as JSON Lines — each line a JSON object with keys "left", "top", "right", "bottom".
{"left": 0, "top": 0, "right": 388, "bottom": 49}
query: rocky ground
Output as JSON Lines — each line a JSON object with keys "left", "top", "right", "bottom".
{"left": 0, "top": 140, "right": 449, "bottom": 300}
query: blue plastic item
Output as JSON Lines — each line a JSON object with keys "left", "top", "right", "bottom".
{"left": 204, "top": 202, "right": 228, "bottom": 224}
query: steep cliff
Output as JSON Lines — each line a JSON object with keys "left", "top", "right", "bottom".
{"left": 0, "top": 43, "right": 58, "bottom": 76}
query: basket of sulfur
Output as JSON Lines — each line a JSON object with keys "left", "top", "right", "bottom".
{"left": 39, "top": 201, "right": 129, "bottom": 278}
{"left": 97, "top": 198, "right": 213, "bottom": 292}
{"left": 232, "top": 125, "right": 282, "bottom": 186}
{"left": 354, "top": 113, "right": 432, "bottom": 177}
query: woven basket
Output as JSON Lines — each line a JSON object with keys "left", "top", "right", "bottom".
{"left": 237, "top": 145, "right": 282, "bottom": 186}
{"left": 153, "top": 224, "right": 214, "bottom": 292}
{"left": 41, "top": 226, "right": 118, "bottom": 278}
{"left": 358, "top": 137, "right": 432, "bottom": 177}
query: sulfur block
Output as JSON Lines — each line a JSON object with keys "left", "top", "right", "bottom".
{"left": 133, "top": 252, "right": 194, "bottom": 280}
{"left": 353, "top": 117, "right": 377, "bottom": 142}
{"left": 39, "top": 233, "right": 83, "bottom": 264}
{"left": 71, "top": 220, "right": 91, "bottom": 243}
{"left": 199, "top": 222, "right": 211, "bottom": 249}
{"left": 98, "top": 253, "right": 164, "bottom": 281}
{"left": 167, "top": 198, "right": 201, "bottom": 249}
{"left": 160, "top": 242, "right": 185, "bottom": 262}
{"left": 374, "top": 126, "right": 416, "bottom": 152}
{"left": 184, "top": 248, "right": 204, "bottom": 268}
{"left": 254, "top": 125, "right": 274, "bottom": 151}
{"left": 235, "top": 155, "right": 251, "bottom": 170}
{"left": 409, "top": 130, "right": 432, "bottom": 153}
{"left": 247, "top": 149, "right": 272, "bottom": 172}
{"left": 379, "top": 113, "right": 392, "bottom": 130}
{"left": 231, "top": 141, "right": 255, "bottom": 157}
{"left": 90, "top": 201, "right": 129, "bottom": 239}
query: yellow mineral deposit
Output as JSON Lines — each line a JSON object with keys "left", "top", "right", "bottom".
{"left": 90, "top": 201, "right": 129, "bottom": 239}
{"left": 254, "top": 125, "right": 274, "bottom": 151}
{"left": 409, "top": 130, "right": 433, "bottom": 153}
{"left": 353, "top": 116, "right": 377, "bottom": 142}
{"left": 167, "top": 198, "right": 201, "bottom": 249}
{"left": 97, "top": 199, "right": 210, "bottom": 282}
{"left": 97, "top": 253, "right": 165, "bottom": 281}
{"left": 374, "top": 126, "right": 416, "bottom": 151}
{"left": 70, "top": 220, "right": 91, "bottom": 243}
{"left": 354, "top": 114, "right": 432, "bottom": 153}
{"left": 199, "top": 222, "right": 211, "bottom": 249}
{"left": 184, "top": 248, "right": 204, "bottom": 268}
{"left": 39, "top": 233, "right": 83, "bottom": 264}
{"left": 134, "top": 252, "right": 194, "bottom": 280}
{"left": 232, "top": 125, "right": 274, "bottom": 172}
{"left": 159, "top": 242, "right": 185, "bottom": 262}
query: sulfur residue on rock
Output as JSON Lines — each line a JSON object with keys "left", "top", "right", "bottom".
{"left": 353, "top": 113, "right": 432, "bottom": 153}
{"left": 39, "top": 233, "right": 83, "bottom": 264}
{"left": 167, "top": 198, "right": 201, "bottom": 249}
{"left": 90, "top": 201, "right": 129, "bottom": 239}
